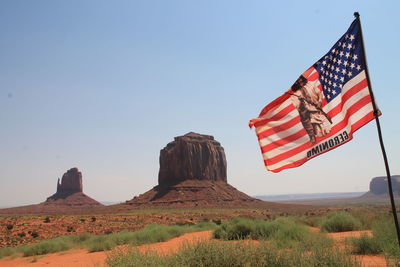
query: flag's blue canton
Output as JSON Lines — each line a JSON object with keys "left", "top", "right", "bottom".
{"left": 314, "top": 21, "right": 365, "bottom": 103}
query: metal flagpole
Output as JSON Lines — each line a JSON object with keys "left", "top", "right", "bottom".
{"left": 354, "top": 11, "right": 400, "bottom": 247}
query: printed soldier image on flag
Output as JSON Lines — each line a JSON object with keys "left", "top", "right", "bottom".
{"left": 249, "top": 18, "right": 378, "bottom": 172}
{"left": 289, "top": 69, "right": 332, "bottom": 144}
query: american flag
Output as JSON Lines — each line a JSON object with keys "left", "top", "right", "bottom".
{"left": 249, "top": 19, "right": 377, "bottom": 172}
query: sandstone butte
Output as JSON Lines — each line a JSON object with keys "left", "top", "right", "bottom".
{"left": 125, "top": 132, "right": 264, "bottom": 207}
{"left": 360, "top": 175, "right": 400, "bottom": 199}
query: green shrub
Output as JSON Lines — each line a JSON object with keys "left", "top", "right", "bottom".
{"left": 17, "top": 232, "right": 26, "bottom": 238}
{"left": 22, "top": 237, "right": 72, "bottom": 257}
{"left": 130, "top": 224, "right": 184, "bottom": 245}
{"left": 70, "top": 232, "right": 91, "bottom": 243}
{"left": 251, "top": 221, "right": 281, "bottom": 240}
{"left": 86, "top": 222, "right": 216, "bottom": 252}
{"left": 213, "top": 217, "right": 334, "bottom": 251}
{"left": 345, "top": 208, "right": 388, "bottom": 230}
{"left": 273, "top": 223, "right": 313, "bottom": 248}
{"left": 30, "top": 231, "right": 39, "bottom": 238}
{"left": 284, "top": 215, "right": 315, "bottom": 227}
{"left": 225, "top": 217, "right": 254, "bottom": 240}
{"left": 191, "top": 221, "right": 217, "bottom": 231}
{"left": 320, "top": 211, "right": 362, "bottom": 232}
{"left": 87, "top": 235, "right": 116, "bottom": 252}
{"left": 212, "top": 218, "right": 222, "bottom": 225}
{"left": 0, "top": 247, "right": 15, "bottom": 259}
{"left": 349, "top": 233, "right": 382, "bottom": 255}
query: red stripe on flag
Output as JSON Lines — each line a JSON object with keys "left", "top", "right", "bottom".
{"left": 327, "top": 79, "right": 368, "bottom": 119}
{"left": 261, "top": 128, "right": 307, "bottom": 153}
{"left": 257, "top": 115, "right": 301, "bottom": 140}
{"left": 351, "top": 109, "right": 375, "bottom": 133}
{"left": 308, "top": 71, "right": 319, "bottom": 81}
{"left": 253, "top": 104, "right": 295, "bottom": 128}
{"left": 257, "top": 94, "right": 290, "bottom": 118}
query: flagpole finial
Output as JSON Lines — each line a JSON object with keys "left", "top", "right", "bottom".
{"left": 354, "top": 12, "right": 360, "bottom": 18}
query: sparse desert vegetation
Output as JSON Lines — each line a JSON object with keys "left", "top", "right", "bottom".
{"left": 0, "top": 206, "right": 400, "bottom": 266}
{"left": 348, "top": 214, "right": 400, "bottom": 259}
{"left": 0, "top": 221, "right": 218, "bottom": 258}
{"left": 213, "top": 216, "right": 332, "bottom": 250}
{"left": 107, "top": 241, "right": 359, "bottom": 267}
{"left": 0, "top": 208, "right": 316, "bottom": 247}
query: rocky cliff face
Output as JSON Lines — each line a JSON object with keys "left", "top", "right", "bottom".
{"left": 127, "top": 132, "right": 262, "bottom": 207}
{"left": 158, "top": 132, "right": 227, "bottom": 186}
{"left": 369, "top": 175, "right": 400, "bottom": 195}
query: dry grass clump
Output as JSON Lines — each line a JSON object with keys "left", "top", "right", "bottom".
{"left": 106, "top": 241, "right": 360, "bottom": 267}
{"left": 319, "top": 211, "right": 362, "bottom": 232}
{"left": 213, "top": 217, "right": 332, "bottom": 250}
{"left": 348, "top": 233, "right": 382, "bottom": 255}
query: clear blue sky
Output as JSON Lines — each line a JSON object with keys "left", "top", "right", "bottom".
{"left": 1, "top": 0, "right": 399, "bottom": 206}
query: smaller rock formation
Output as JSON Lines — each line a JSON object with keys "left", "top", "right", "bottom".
{"left": 54, "top": 168, "right": 83, "bottom": 198}
{"left": 46, "top": 168, "right": 102, "bottom": 207}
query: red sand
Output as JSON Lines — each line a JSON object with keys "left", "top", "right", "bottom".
{"left": 327, "top": 229, "right": 372, "bottom": 242}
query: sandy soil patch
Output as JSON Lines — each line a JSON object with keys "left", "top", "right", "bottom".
{"left": 327, "top": 230, "right": 372, "bottom": 242}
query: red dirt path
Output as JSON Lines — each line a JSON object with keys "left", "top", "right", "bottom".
{"left": 0, "top": 231, "right": 212, "bottom": 267}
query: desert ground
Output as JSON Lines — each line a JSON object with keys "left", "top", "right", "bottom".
{"left": 0, "top": 226, "right": 388, "bottom": 266}
{"left": 0, "top": 206, "right": 322, "bottom": 247}
{"left": 0, "top": 204, "right": 397, "bottom": 266}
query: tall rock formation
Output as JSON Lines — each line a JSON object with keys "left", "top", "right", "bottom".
{"left": 55, "top": 167, "right": 83, "bottom": 197}
{"left": 126, "top": 132, "right": 262, "bottom": 207}
{"left": 46, "top": 167, "right": 102, "bottom": 207}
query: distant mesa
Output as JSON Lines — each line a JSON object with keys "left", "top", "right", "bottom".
{"left": 126, "top": 132, "right": 263, "bottom": 207}
{"left": 364, "top": 175, "right": 400, "bottom": 196}
{"left": 45, "top": 167, "right": 102, "bottom": 207}
{"left": 354, "top": 175, "right": 400, "bottom": 203}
